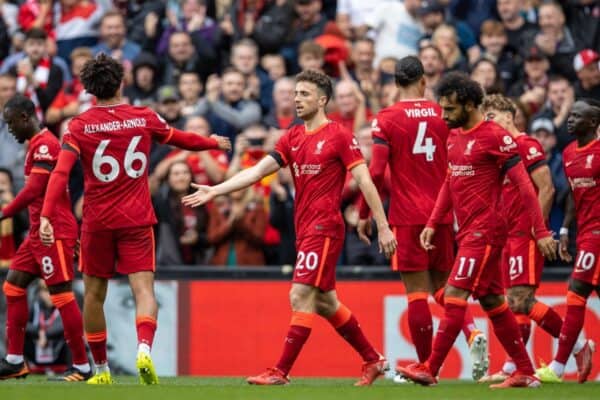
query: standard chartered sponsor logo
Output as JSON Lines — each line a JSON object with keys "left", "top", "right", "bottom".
{"left": 450, "top": 164, "right": 475, "bottom": 176}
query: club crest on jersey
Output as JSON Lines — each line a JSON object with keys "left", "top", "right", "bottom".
{"left": 586, "top": 154, "right": 594, "bottom": 169}
{"left": 371, "top": 118, "right": 380, "bottom": 132}
{"left": 315, "top": 140, "right": 326, "bottom": 154}
{"left": 350, "top": 138, "right": 360, "bottom": 151}
{"left": 293, "top": 162, "right": 300, "bottom": 177}
{"left": 464, "top": 140, "right": 475, "bottom": 155}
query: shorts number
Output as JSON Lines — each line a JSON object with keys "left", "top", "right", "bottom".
{"left": 93, "top": 136, "right": 147, "bottom": 182}
{"left": 509, "top": 256, "right": 523, "bottom": 279}
{"left": 41, "top": 256, "right": 54, "bottom": 275}
{"left": 412, "top": 121, "right": 436, "bottom": 162}
{"left": 296, "top": 251, "right": 319, "bottom": 271}
{"left": 456, "top": 257, "right": 476, "bottom": 278}
{"left": 575, "top": 251, "right": 596, "bottom": 272}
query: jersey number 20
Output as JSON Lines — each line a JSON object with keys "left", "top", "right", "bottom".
{"left": 93, "top": 136, "right": 147, "bottom": 182}
{"left": 412, "top": 121, "right": 436, "bottom": 162}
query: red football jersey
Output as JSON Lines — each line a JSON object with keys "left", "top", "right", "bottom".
{"left": 25, "top": 130, "right": 78, "bottom": 239}
{"left": 63, "top": 104, "right": 178, "bottom": 232}
{"left": 501, "top": 134, "right": 547, "bottom": 236}
{"left": 563, "top": 139, "right": 600, "bottom": 244}
{"left": 371, "top": 99, "right": 451, "bottom": 226}
{"left": 273, "top": 121, "right": 365, "bottom": 240}
{"left": 444, "top": 121, "right": 520, "bottom": 246}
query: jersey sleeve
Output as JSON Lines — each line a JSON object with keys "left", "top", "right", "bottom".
{"left": 61, "top": 120, "right": 82, "bottom": 155}
{"left": 520, "top": 138, "right": 547, "bottom": 173}
{"left": 30, "top": 136, "right": 60, "bottom": 172}
{"left": 370, "top": 114, "right": 390, "bottom": 145}
{"left": 339, "top": 129, "right": 365, "bottom": 170}
{"left": 488, "top": 125, "right": 521, "bottom": 169}
{"left": 270, "top": 130, "right": 291, "bottom": 167}
{"left": 145, "top": 109, "right": 174, "bottom": 143}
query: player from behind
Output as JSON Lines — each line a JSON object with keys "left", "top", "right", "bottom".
{"left": 398, "top": 72, "right": 557, "bottom": 388}
{"left": 39, "top": 54, "right": 231, "bottom": 385}
{"left": 0, "top": 95, "right": 91, "bottom": 381}
{"left": 479, "top": 94, "right": 594, "bottom": 383}
{"left": 356, "top": 56, "right": 487, "bottom": 381}
{"left": 536, "top": 99, "right": 600, "bottom": 384}
{"left": 182, "top": 70, "right": 397, "bottom": 386}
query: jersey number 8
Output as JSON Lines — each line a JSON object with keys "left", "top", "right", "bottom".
{"left": 93, "top": 136, "right": 147, "bottom": 182}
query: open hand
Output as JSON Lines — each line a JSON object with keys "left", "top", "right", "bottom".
{"left": 537, "top": 235, "right": 557, "bottom": 261}
{"left": 558, "top": 233, "right": 572, "bottom": 263}
{"left": 211, "top": 134, "right": 232, "bottom": 152}
{"left": 182, "top": 184, "right": 217, "bottom": 208}
{"left": 357, "top": 219, "right": 372, "bottom": 245}
{"left": 378, "top": 225, "right": 397, "bottom": 259}
{"left": 420, "top": 227, "right": 436, "bottom": 251}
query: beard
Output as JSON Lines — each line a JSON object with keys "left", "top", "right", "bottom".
{"left": 446, "top": 109, "right": 469, "bottom": 129}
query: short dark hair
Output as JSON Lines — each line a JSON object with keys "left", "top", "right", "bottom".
{"left": 548, "top": 74, "right": 569, "bottom": 86}
{"left": 25, "top": 28, "right": 47, "bottom": 41}
{"left": 80, "top": 53, "right": 124, "bottom": 100}
{"left": 435, "top": 71, "right": 484, "bottom": 107}
{"left": 100, "top": 9, "right": 126, "bottom": 26}
{"left": 4, "top": 94, "right": 36, "bottom": 117}
{"left": 395, "top": 56, "right": 424, "bottom": 87}
{"left": 0, "top": 167, "right": 13, "bottom": 184}
{"left": 295, "top": 69, "right": 333, "bottom": 104}
{"left": 419, "top": 44, "right": 444, "bottom": 61}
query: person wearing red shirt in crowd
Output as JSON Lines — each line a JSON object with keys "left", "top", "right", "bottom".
{"left": 399, "top": 72, "right": 557, "bottom": 388}
{"left": 479, "top": 94, "right": 594, "bottom": 383}
{"left": 536, "top": 99, "right": 600, "bottom": 384}
{"left": 0, "top": 94, "right": 90, "bottom": 382}
{"left": 183, "top": 69, "right": 396, "bottom": 386}
{"left": 328, "top": 79, "right": 372, "bottom": 134}
{"left": 357, "top": 56, "right": 486, "bottom": 382}
{"left": 39, "top": 54, "right": 231, "bottom": 385}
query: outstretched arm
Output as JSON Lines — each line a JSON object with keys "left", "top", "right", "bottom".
{"left": 182, "top": 155, "right": 280, "bottom": 207}
{"left": 164, "top": 128, "right": 232, "bottom": 152}
{"left": 0, "top": 167, "right": 50, "bottom": 220}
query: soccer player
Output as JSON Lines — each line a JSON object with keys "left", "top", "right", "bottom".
{"left": 39, "top": 54, "right": 231, "bottom": 385}
{"left": 479, "top": 94, "right": 594, "bottom": 382}
{"left": 398, "top": 72, "right": 557, "bottom": 388}
{"left": 0, "top": 94, "right": 91, "bottom": 381}
{"left": 182, "top": 69, "right": 397, "bottom": 386}
{"left": 356, "top": 56, "right": 488, "bottom": 381}
{"left": 536, "top": 98, "right": 600, "bottom": 384}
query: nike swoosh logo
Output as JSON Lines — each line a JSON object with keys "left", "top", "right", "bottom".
{"left": 565, "top": 161, "right": 574, "bottom": 167}
{"left": 296, "top": 271, "right": 311, "bottom": 277}
{"left": 453, "top": 276, "right": 470, "bottom": 281}
{"left": 291, "top": 146, "right": 300, "bottom": 151}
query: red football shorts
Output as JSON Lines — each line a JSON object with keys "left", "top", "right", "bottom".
{"left": 292, "top": 235, "right": 343, "bottom": 292}
{"left": 11, "top": 236, "right": 76, "bottom": 286}
{"left": 572, "top": 239, "right": 600, "bottom": 286}
{"left": 502, "top": 236, "right": 544, "bottom": 288}
{"left": 80, "top": 226, "right": 155, "bottom": 278}
{"left": 391, "top": 224, "right": 454, "bottom": 273}
{"left": 447, "top": 244, "right": 504, "bottom": 299}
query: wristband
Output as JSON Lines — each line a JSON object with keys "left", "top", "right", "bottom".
{"left": 559, "top": 227, "right": 569, "bottom": 236}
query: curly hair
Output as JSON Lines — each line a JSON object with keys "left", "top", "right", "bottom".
{"left": 481, "top": 94, "right": 517, "bottom": 117}
{"left": 80, "top": 53, "right": 124, "bottom": 100}
{"left": 295, "top": 69, "right": 333, "bottom": 104}
{"left": 395, "top": 55, "right": 424, "bottom": 87}
{"left": 435, "top": 71, "right": 484, "bottom": 107}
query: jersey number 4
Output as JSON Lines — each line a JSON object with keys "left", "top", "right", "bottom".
{"left": 93, "top": 136, "right": 147, "bottom": 182}
{"left": 412, "top": 121, "right": 436, "bottom": 162}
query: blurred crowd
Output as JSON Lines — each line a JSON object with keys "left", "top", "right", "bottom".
{"left": 0, "top": 0, "right": 599, "bottom": 268}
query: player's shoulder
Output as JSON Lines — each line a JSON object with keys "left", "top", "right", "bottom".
{"left": 516, "top": 134, "right": 543, "bottom": 150}
{"left": 35, "top": 129, "right": 59, "bottom": 146}
{"left": 563, "top": 140, "right": 578, "bottom": 156}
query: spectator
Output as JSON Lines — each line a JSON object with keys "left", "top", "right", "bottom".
{"left": 178, "top": 71, "right": 206, "bottom": 117}
{"left": 431, "top": 23, "right": 469, "bottom": 72}
{"left": 206, "top": 188, "right": 267, "bottom": 266}
{"left": 204, "top": 68, "right": 262, "bottom": 145}
{"left": 328, "top": 80, "right": 371, "bottom": 134}
{"left": 348, "top": 38, "right": 380, "bottom": 112}
{"left": 261, "top": 53, "right": 287, "bottom": 81}
{"left": 123, "top": 0, "right": 166, "bottom": 49}
{"left": 91, "top": 10, "right": 141, "bottom": 75}
{"left": 248, "top": 0, "right": 295, "bottom": 55}
{"left": 0, "top": 74, "right": 26, "bottom": 192}
{"left": 534, "top": 1, "right": 578, "bottom": 81}
{"left": 298, "top": 40, "right": 325, "bottom": 72}
{"left": 156, "top": 85, "right": 187, "bottom": 130}
{"left": 230, "top": 39, "right": 273, "bottom": 112}
{"left": 9, "top": 28, "right": 64, "bottom": 120}
{"left": 289, "top": 0, "right": 331, "bottom": 48}
{"left": 479, "top": 19, "right": 520, "bottom": 92}
{"left": 160, "top": 31, "right": 215, "bottom": 86}
{"left": 263, "top": 77, "right": 297, "bottom": 130}
{"left": 418, "top": 44, "right": 445, "bottom": 100}
{"left": 470, "top": 57, "right": 504, "bottom": 94}
{"left": 531, "top": 75, "right": 575, "bottom": 151}
{"left": 45, "top": 47, "right": 94, "bottom": 127}
{"left": 507, "top": 46, "right": 550, "bottom": 115}
{"left": 573, "top": 49, "right": 600, "bottom": 99}
{"left": 564, "top": 0, "right": 600, "bottom": 52}
{"left": 0, "top": 168, "right": 16, "bottom": 268}
{"left": 269, "top": 167, "right": 296, "bottom": 265}
{"left": 17, "top": 0, "right": 55, "bottom": 39}
{"left": 335, "top": 0, "right": 389, "bottom": 40}
{"left": 1, "top": 0, "right": 19, "bottom": 40}
{"left": 448, "top": 0, "right": 498, "bottom": 37}
{"left": 226, "top": 123, "right": 269, "bottom": 179}
{"left": 154, "top": 160, "right": 209, "bottom": 266}
{"left": 123, "top": 52, "right": 159, "bottom": 106}
{"left": 366, "top": 0, "right": 423, "bottom": 66}
{"left": 496, "top": 0, "right": 538, "bottom": 54}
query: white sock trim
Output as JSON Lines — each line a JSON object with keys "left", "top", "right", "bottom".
{"left": 73, "top": 363, "right": 91, "bottom": 373}
{"left": 6, "top": 354, "right": 24, "bottom": 364}
{"left": 549, "top": 360, "right": 565, "bottom": 377}
{"left": 138, "top": 343, "right": 151, "bottom": 356}
{"left": 95, "top": 363, "right": 110, "bottom": 374}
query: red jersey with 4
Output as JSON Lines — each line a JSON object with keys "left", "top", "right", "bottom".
{"left": 273, "top": 121, "right": 365, "bottom": 240}
{"left": 25, "top": 130, "right": 77, "bottom": 239}
{"left": 372, "top": 99, "right": 451, "bottom": 225}
{"left": 62, "top": 104, "right": 177, "bottom": 232}
{"left": 501, "top": 134, "right": 547, "bottom": 236}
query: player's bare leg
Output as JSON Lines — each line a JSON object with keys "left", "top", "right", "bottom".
{"left": 83, "top": 274, "right": 113, "bottom": 384}
{"left": 316, "top": 290, "right": 388, "bottom": 386}
{"left": 431, "top": 270, "right": 487, "bottom": 381}
{"left": 129, "top": 271, "right": 159, "bottom": 385}
{"left": 0, "top": 270, "right": 36, "bottom": 380}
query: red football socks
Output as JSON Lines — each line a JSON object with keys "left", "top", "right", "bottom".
{"left": 555, "top": 292, "right": 587, "bottom": 364}
{"left": 50, "top": 292, "right": 88, "bottom": 365}
{"left": 407, "top": 292, "right": 433, "bottom": 362}
{"left": 487, "top": 303, "right": 534, "bottom": 375}
{"left": 3, "top": 282, "right": 28, "bottom": 357}
{"left": 275, "top": 311, "right": 314, "bottom": 375}
{"left": 428, "top": 297, "right": 467, "bottom": 376}
{"left": 136, "top": 315, "right": 157, "bottom": 348}
{"left": 515, "top": 313, "right": 532, "bottom": 344}
{"left": 529, "top": 301, "right": 563, "bottom": 338}
{"left": 434, "top": 287, "right": 477, "bottom": 340}
{"left": 328, "top": 304, "right": 379, "bottom": 362}
{"left": 86, "top": 330, "right": 108, "bottom": 365}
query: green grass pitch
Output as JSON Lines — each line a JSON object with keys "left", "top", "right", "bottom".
{"left": 0, "top": 376, "right": 598, "bottom": 400}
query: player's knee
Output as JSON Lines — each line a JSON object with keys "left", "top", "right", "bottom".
{"left": 479, "top": 294, "right": 504, "bottom": 311}
{"left": 288, "top": 287, "right": 313, "bottom": 312}
{"left": 507, "top": 287, "right": 534, "bottom": 314}
{"left": 444, "top": 285, "right": 468, "bottom": 300}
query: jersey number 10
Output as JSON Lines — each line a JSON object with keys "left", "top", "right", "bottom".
{"left": 93, "top": 136, "right": 148, "bottom": 182}
{"left": 412, "top": 121, "right": 436, "bottom": 162}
